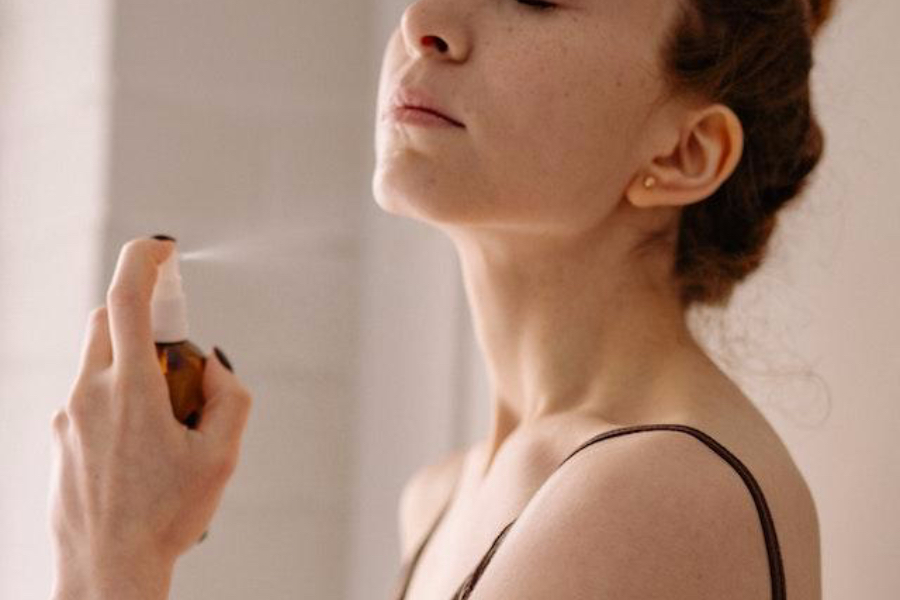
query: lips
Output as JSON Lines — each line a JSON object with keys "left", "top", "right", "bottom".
{"left": 389, "top": 86, "right": 464, "bottom": 128}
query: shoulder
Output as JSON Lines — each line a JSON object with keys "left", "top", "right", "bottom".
{"left": 397, "top": 446, "right": 470, "bottom": 561}
{"left": 467, "top": 429, "right": 774, "bottom": 600}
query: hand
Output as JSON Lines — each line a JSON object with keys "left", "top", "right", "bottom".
{"left": 48, "top": 238, "right": 253, "bottom": 599}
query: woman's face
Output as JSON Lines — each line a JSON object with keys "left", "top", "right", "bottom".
{"left": 373, "top": 0, "right": 685, "bottom": 237}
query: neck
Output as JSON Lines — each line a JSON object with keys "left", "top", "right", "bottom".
{"left": 447, "top": 217, "right": 704, "bottom": 478}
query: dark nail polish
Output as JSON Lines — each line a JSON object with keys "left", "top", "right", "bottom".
{"left": 213, "top": 346, "right": 234, "bottom": 373}
{"left": 198, "top": 530, "right": 209, "bottom": 544}
{"left": 151, "top": 234, "right": 177, "bottom": 242}
{"left": 184, "top": 411, "right": 200, "bottom": 429}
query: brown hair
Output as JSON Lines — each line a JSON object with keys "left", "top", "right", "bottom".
{"left": 658, "top": 0, "right": 836, "bottom": 308}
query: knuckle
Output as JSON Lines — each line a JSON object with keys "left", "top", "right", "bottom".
{"left": 51, "top": 408, "right": 69, "bottom": 434}
{"left": 66, "top": 387, "right": 99, "bottom": 424}
{"left": 106, "top": 285, "right": 143, "bottom": 309}
{"left": 209, "top": 451, "right": 238, "bottom": 483}
{"left": 66, "top": 396, "right": 91, "bottom": 424}
{"left": 112, "top": 371, "right": 155, "bottom": 399}
{"left": 85, "top": 306, "right": 108, "bottom": 336}
{"left": 88, "top": 305, "right": 108, "bottom": 325}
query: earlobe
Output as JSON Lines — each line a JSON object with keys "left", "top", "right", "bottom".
{"left": 625, "top": 171, "right": 664, "bottom": 208}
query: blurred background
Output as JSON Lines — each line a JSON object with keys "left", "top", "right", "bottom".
{"left": 0, "top": 0, "right": 897, "bottom": 598}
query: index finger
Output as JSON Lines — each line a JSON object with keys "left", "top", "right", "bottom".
{"left": 106, "top": 238, "right": 177, "bottom": 370}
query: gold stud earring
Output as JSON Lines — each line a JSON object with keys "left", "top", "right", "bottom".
{"left": 643, "top": 175, "right": 657, "bottom": 189}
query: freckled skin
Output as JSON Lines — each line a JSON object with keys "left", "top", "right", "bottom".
{"left": 372, "top": 0, "right": 744, "bottom": 459}
{"left": 373, "top": 0, "right": 687, "bottom": 237}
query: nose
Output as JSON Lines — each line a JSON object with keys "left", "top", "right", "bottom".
{"left": 400, "top": 0, "right": 468, "bottom": 62}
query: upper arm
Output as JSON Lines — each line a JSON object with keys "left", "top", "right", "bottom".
{"left": 467, "top": 431, "right": 774, "bottom": 600}
{"left": 397, "top": 448, "right": 468, "bottom": 561}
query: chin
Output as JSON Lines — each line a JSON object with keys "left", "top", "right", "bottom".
{"left": 371, "top": 161, "right": 489, "bottom": 228}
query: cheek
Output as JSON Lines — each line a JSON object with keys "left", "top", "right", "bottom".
{"left": 479, "top": 48, "right": 638, "bottom": 200}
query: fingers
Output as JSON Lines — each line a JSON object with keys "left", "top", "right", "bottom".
{"left": 77, "top": 306, "right": 113, "bottom": 377}
{"left": 106, "top": 238, "right": 176, "bottom": 371}
{"left": 196, "top": 350, "right": 252, "bottom": 470}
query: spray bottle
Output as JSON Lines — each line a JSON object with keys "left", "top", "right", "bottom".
{"left": 150, "top": 244, "right": 207, "bottom": 429}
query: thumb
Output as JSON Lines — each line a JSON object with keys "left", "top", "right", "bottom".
{"left": 198, "top": 347, "right": 252, "bottom": 451}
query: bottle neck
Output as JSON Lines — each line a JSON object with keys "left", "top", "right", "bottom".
{"left": 151, "top": 252, "right": 190, "bottom": 343}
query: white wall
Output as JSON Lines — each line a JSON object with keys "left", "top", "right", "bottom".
{"left": 1, "top": 0, "right": 374, "bottom": 598}
{"left": 0, "top": 1, "right": 112, "bottom": 597}
{"left": 782, "top": 3, "right": 900, "bottom": 596}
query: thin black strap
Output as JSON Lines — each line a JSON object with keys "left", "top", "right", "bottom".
{"left": 555, "top": 424, "right": 787, "bottom": 600}
{"left": 453, "top": 424, "right": 787, "bottom": 600}
{"left": 453, "top": 520, "right": 516, "bottom": 599}
{"left": 402, "top": 424, "right": 787, "bottom": 600}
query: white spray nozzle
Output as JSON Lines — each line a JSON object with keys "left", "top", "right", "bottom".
{"left": 151, "top": 249, "right": 190, "bottom": 343}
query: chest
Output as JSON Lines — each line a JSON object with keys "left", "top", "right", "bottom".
{"left": 402, "top": 494, "right": 517, "bottom": 600}
{"left": 402, "top": 447, "right": 557, "bottom": 600}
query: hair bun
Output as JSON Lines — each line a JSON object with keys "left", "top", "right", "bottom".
{"left": 808, "top": 0, "right": 835, "bottom": 36}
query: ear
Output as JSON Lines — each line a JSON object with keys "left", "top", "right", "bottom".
{"left": 626, "top": 103, "right": 744, "bottom": 209}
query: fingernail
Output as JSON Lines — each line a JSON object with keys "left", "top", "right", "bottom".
{"left": 184, "top": 411, "right": 200, "bottom": 429}
{"left": 151, "top": 234, "right": 177, "bottom": 242}
{"left": 213, "top": 346, "right": 234, "bottom": 373}
{"left": 198, "top": 530, "right": 209, "bottom": 544}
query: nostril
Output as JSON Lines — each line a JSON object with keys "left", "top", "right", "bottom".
{"left": 422, "top": 35, "right": 448, "bottom": 52}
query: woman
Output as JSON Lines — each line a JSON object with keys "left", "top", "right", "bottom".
{"left": 48, "top": 0, "right": 832, "bottom": 598}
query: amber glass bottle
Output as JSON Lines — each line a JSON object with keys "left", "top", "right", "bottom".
{"left": 151, "top": 248, "right": 207, "bottom": 429}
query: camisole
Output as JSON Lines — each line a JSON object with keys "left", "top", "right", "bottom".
{"left": 392, "top": 423, "right": 786, "bottom": 600}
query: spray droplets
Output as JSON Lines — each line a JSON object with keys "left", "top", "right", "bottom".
{"left": 175, "top": 224, "right": 354, "bottom": 268}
